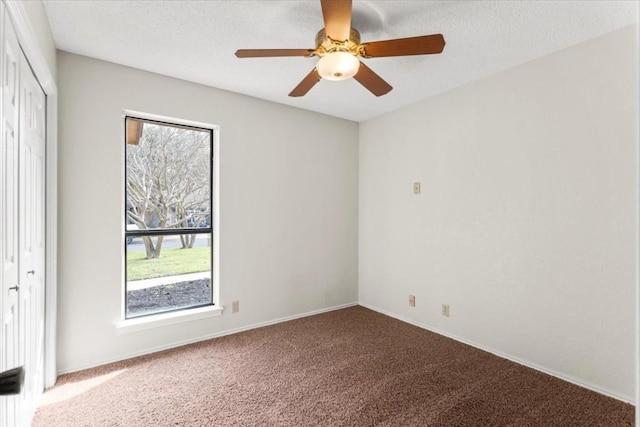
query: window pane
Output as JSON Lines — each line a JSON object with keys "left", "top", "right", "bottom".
{"left": 126, "top": 233, "right": 212, "bottom": 318}
{"left": 126, "top": 119, "right": 211, "bottom": 231}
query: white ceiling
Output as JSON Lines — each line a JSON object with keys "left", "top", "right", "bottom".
{"left": 42, "top": 0, "right": 638, "bottom": 122}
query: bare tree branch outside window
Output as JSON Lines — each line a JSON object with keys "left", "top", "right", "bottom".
{"left": 126, "top": 121, "right": 211, "bottom": 259}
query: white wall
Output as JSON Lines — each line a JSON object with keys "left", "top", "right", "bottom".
{"left": 359, "top": 25, "right": 638, "bottom": 402}
{"left": 56, "top": 52, "right": 359, "bottom": 372}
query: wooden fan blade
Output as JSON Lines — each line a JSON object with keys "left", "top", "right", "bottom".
{"left": 289, "top": 68, "right": 321, "bottom": 97}
{"left": 362, "top": 34, "right": 446, "bottom": 58}
{"left": 353, "top": 62, "right": 392, "bottom": 97}
{"left": 320, "top": 0, "right": 352, "bottom": 41}
{"left": 235, "top": 49, "right": 314, "bottom": 58}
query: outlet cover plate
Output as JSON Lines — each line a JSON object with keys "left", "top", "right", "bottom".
{"left": 413, "top": 182, "right": 421, "bottom": 194}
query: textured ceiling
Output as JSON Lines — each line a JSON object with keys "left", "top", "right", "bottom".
{"left": 42, "top": 1, "right": 638, "bottom": 122}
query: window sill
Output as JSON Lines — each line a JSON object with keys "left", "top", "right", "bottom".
{"left": 116, "top": 305, "right": 223, "bottom": 334}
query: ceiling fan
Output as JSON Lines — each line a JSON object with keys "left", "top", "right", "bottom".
{"left": 235, "top": 0, "right": 446, "bottom": 97}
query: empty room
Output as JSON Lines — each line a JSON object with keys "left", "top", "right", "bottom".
{"left": 0, "top": 1, "right": 638, "bottom": 426}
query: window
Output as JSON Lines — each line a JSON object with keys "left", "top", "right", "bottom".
{"left": 124, "top": 115, "right": 216, "bottom": 319}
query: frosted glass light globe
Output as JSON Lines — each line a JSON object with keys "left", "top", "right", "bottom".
{"left": 317, "top": 52, "right": 360, "bottom": 81}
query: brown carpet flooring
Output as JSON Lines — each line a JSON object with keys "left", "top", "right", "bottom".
{"left": 33, "top": 306, "right": 634, "bottom": 426}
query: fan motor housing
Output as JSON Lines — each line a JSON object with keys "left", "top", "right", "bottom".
{"left": 314, "top": 28, "right": 362, "bottom": 56}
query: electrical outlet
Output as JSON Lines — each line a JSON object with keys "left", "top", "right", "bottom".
{"left": 232, "top": 300, "right": 239, "bottom": 313}
{"left": 409, "top": 295, "right": 415, "bottom": 307}
{"left": 442, "top": 304, "right": 450, "bottom": 317}
{"left": 413, "top": 182, "right": 421, "bottom": 194}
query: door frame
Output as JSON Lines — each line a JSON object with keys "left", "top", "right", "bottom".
{"left": 4, "top": 1, "right": 57, "bottom": 388}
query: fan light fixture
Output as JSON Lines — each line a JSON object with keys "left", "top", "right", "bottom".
{"left": 317, "top": 51, "right": 359, "bottom": 81}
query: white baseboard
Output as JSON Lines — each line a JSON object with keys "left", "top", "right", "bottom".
{"left": 358, "top": 302, "right": 635, "bottom": 406}
{"left": 57, "top": 302, "right": 358, "bottom": 376}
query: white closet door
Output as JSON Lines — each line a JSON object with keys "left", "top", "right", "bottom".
{"left": 18, "top": 47, "right": 46, "bottom": 424}
{"left": 0, "top": 8, "right": 21, "bottom": 427}
{"left": 0, "top": 6, "right": 46, "bottom": 425}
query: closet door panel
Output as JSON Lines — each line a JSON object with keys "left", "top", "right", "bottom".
{"left": 18, "top": 49, "right": 46, "bottom": 423}
{"left": 0, "top": 7, "right": 21, "bottom": 427}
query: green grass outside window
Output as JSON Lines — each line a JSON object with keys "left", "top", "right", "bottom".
{"left": 127, "top": 247, "right": 211, "bottom": 281}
